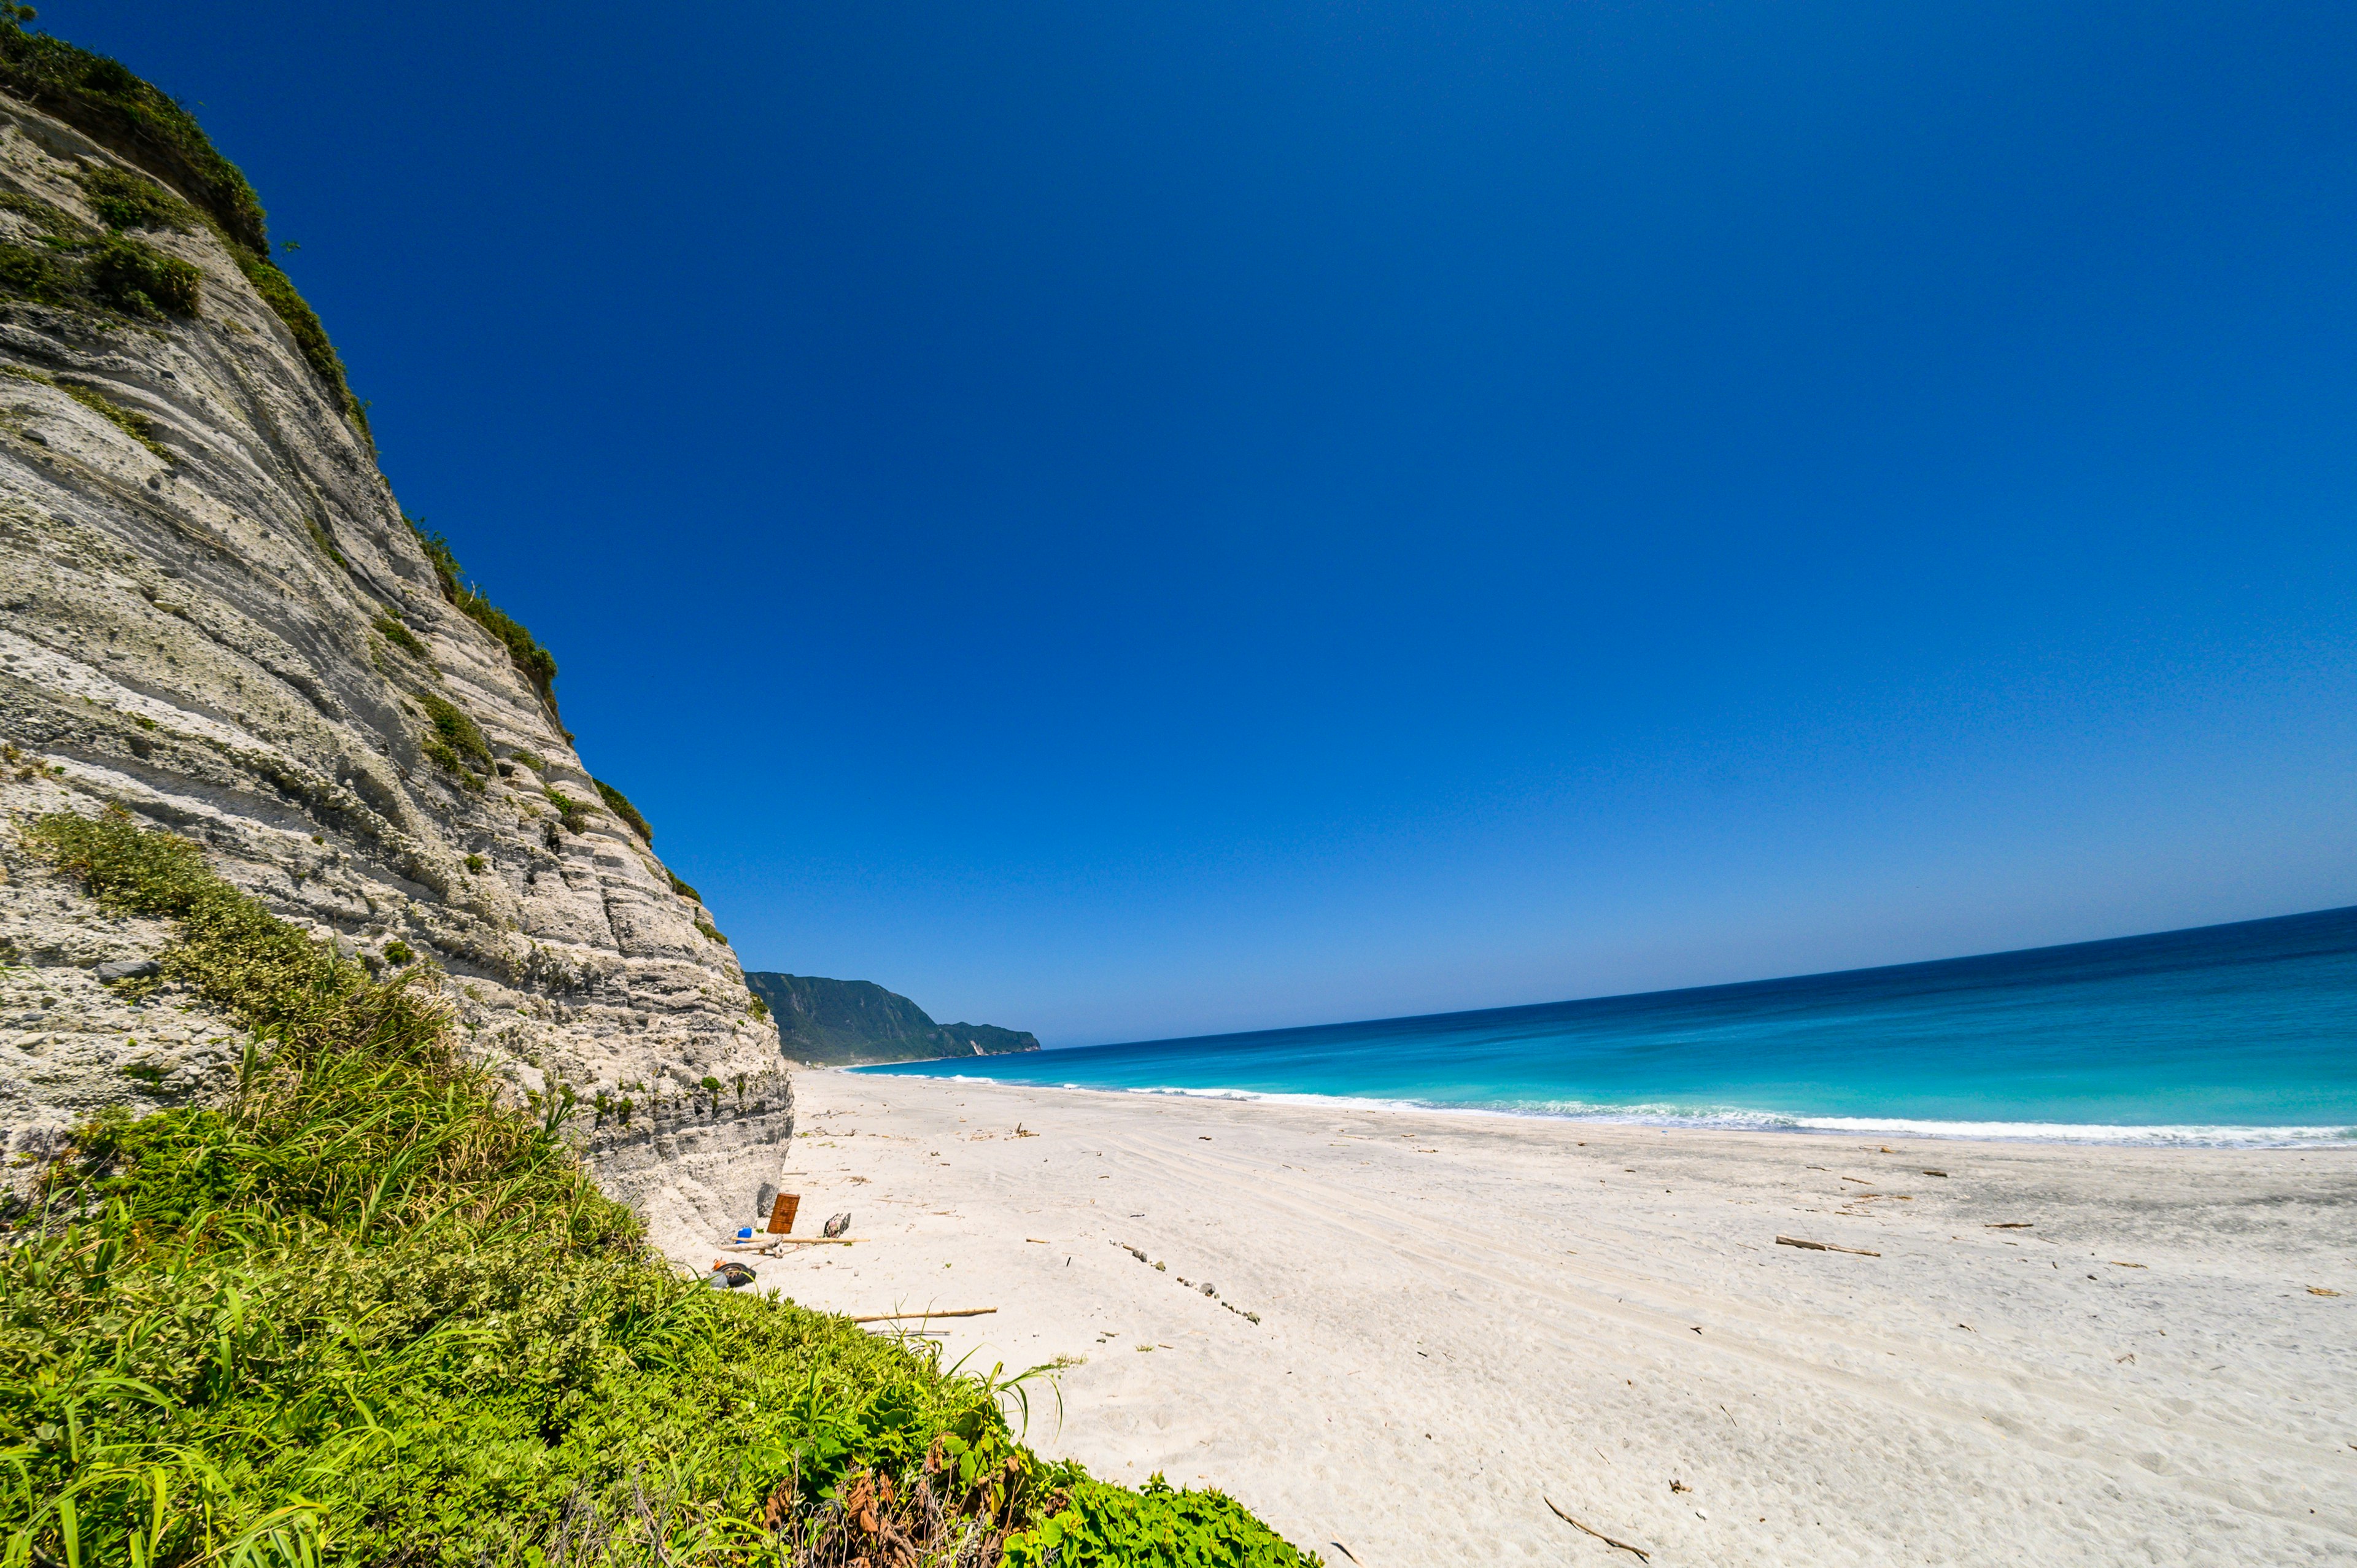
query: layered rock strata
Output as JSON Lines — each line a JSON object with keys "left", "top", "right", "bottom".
{"left": 0, "top": 87, "right": 788, "bottom": 1256}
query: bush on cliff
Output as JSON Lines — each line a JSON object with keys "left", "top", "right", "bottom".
{"left": 1, "top": 809, "right": 1315, "bottom": 1567}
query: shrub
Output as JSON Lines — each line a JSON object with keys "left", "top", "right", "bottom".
{"left": 404, "top": 517, "right": 562, "bottom": 716}
{"left": 417, "top": 693, "right": 492, "bottom": 778}
{"left": 74, "top": 164, "right": 194, "bottom": 232}
{"left": 695, "top": 919, "right": 729, "bottom": 946}
{"left": 0, "top": 239, "right": 74, "bottom": 305}
{"left": 1004, "top": 1475, "right": 1323, "bottom": 1567}
{"left": 667, "top": 869, "right": 702, "bottom": 903}
{"left": 464, "top": 853, "right": 486, "bottom": 874}
{"left": 223, "top": 241, "right": 367, "bottom": 435}
{"left": 542, "top": 786, "right": 588, "bottom": 835}
{"left": 508, "top": 748, "right": 546, "bottom": 774}
{"left": 381, "top": 937, "right": 415, "bottom": 967}
{"left": 87, "top": 232, "right": 199, "bottom": 317}
{"left": 0, "top": 18, "right": 268, "bottom": 252}
{"left": 372, "top": 608, "right": 426, "bottom": 658}
{"left": 592, "top": 778, "right": 652, "bottom": 843}
{"left": 7, "top": 808, "right": 1178, "bottom": 1566}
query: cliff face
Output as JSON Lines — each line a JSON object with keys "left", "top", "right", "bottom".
{"left": 745, "top": 971, "right": 1042, "bottom": 1065}
{"left": 0, "top": 77, "right": 787, "bottom": 1257}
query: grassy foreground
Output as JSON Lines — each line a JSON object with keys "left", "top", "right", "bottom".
{"left": 1, "top": 808, "right": 1317, "bottom": 1567}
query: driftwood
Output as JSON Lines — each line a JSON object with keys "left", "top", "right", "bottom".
{"left": 1544, "top": 1497, "right": 1649, "bottom": 1561}
{"left": 848, "top": 1308, "right": 999, "bottom": 1324}
{"left": 1984, "top": 1222, "right": 2034, "bottom": 1229}
{"left": 1776, "top": 1234, "right": 1879, "bottom": 1257}
{"left": 1328, "top": 1543, "right": 1364, "bottom": 1566}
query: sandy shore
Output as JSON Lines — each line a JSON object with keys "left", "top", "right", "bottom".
{"left": 660, "top": 1070, "right": 2355, "bottom": 1566}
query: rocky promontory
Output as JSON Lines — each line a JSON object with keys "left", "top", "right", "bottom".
{"left": 745, "top": 970, "right": 1042, "bottom": 1065}
{"left": 0, "top": 38, "right": 788, "bottom": 1254}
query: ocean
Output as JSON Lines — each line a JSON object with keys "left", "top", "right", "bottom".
{"left": 854, "top": 906, "right": 2357, "bottom": 1146}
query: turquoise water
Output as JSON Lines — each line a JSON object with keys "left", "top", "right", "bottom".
{"left": 856, "top": 906, "right": 2357, "bottom": 1145}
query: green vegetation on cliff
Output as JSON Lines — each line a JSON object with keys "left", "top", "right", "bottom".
{"left": 2, "top": 809, "right": 1313, "bottom": 1566}
{"left": 594, "top": 777, "right": 655, "bottom": 843}
{"left": 408, "top": 516, "right": 564, "bottom": 718}
{"left": 0, "top": 15, "right": 371, "bottom": 436}
{"left": 745, "top": 972, "right": 1043, "bottom": 1065}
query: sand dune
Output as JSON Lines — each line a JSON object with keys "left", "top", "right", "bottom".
{"left": 646, "top": 1072, "right": 2356, "bottom": 1566}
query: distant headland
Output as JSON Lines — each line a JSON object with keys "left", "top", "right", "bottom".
{"left": 742, "top": 971, "right": 1040, "bottom": 1065}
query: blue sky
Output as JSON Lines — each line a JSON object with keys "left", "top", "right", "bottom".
{"left": 74, "top": 2, "right": 2357, "bottom": 1043}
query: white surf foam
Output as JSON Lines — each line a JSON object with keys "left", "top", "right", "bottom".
{"left": 862, "top": 1070, "right": 2357, "bottom": 1148}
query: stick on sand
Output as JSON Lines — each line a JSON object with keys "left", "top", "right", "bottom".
{"left": 1776, "top": 1235, "right": 1880, "bottom": 1256}
{"left": 1544, "top": 1497, "right": 1650, "bottom": 1561}
{"left": 848, "top": 1308, "right": 999, "bottom": 1324}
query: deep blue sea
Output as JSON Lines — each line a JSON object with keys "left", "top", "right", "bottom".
{"left": 856, "top": 906, "right": 2357, "bottom": 1146}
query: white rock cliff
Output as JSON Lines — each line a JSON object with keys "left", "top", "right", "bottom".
{"left": 0, "top": 87, "right": 791, "bottom": 1257}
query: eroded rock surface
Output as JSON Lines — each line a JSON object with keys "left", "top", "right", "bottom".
{"left": 0, "top": 90, "right": 789, "bottom": 1253}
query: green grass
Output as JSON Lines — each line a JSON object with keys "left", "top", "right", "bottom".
{"left": 2, "top": 363, "right": 171, "bottom": 460}
{"left": 4, "top": 809, "right": 1314, "bottom": 1566}
{"left": 594, "top": 779, "right": 654, "bottom": 844}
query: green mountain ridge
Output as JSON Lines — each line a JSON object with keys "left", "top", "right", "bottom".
{"left": 744, "top": 971, "right": 1042, "bottom": 1065}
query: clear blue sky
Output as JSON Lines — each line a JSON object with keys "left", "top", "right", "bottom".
{"left": 73, "top": 2, "right": 2357, "bottom": 1044}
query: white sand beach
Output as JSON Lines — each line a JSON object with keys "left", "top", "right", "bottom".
{"left": 649, "top": 1072, "right": 2356, "bottom": 1567}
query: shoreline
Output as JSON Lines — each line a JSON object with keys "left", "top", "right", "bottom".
{"left": 668, "top": 1070, "right": 2357, "bottom": 1566}
{"left": 848, "top": 1065, "right": 2357, "bottom": 1149}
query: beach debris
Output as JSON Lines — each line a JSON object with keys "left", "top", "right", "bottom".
{"left": 1669, "top": 1480, "right": 1690, "bottom": 1494}
{"left": 823, "top": 1211, "right": 853, "bottom": 1238}
{"left": 1840, "top": 1176, "right": 1874, "bottom": 1185}
{"left": 767, "top": 1192, "right": 801, "bottom": 1235}
{"left": 2110, "top": 1261, "right": 2146, "bottom": 1269}
{"left": 1015, "top": 1122, "right": 1037, "bottom": 1137}
{"left": 95, "top": 958, "right": 160, "bottom": 982}
{"left": 1198, "top": 1282, "right": 1217, "bottom": 1297}
{"left": 1026, "top": 1237, "right": 1050, "bottom": 1243}
{"left": 1922, "top": 1168, "right": 1949, "bottom": 1177}
{"left": 1985, "top": 1221, "right": 2033, "bottom": 1229}
{"left": 756, "top": 1180, "right": 778, "bottom": 1221}
{"left": 709, "top": 1260, "right": 757, "bottom": 1289}
{"left": 2311, "top": 1286, "right": 2343, "bottom": 1296}
{"left": 1776, "top": 1235, "right": 1879, "bottom": 1256}
{"left": 1544, "top": 1497, "right": 1650, "bottom": 1561}
{"left": 1329, "top": 1543, "right": 1364, "bottom": 1566}
{"left": 848, "top": 1308, "right": 997, "bottom": 1324}
{"left": 1223, "top": 1301, "right": 1261, "bottom": 1324}
{"left": 2116, "top": 1353, "right": 2135, "bottom": 1363}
